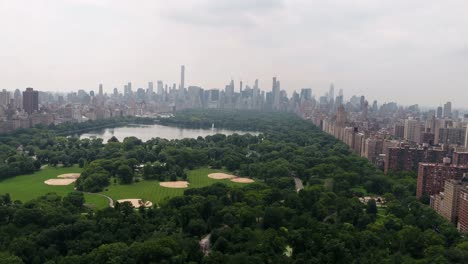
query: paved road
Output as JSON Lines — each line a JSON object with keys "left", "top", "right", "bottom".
{"left": 293, "top": 177, "right": 304, "bottom": 192}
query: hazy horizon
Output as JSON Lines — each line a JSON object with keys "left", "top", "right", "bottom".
{"left": 1, "top": 0, "right": 468, "bottom": 106}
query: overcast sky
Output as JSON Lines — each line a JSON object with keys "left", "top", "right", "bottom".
{"left": 1, "top": 0, "right": 467, "bottom": 107}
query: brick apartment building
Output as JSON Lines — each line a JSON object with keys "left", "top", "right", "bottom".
{"left": 453, "top": 152, "right": 468, "bottom": 166}
{"left": 417, "top": 159, "right": 468, "bottom": 198}
{"left": 431, "top": 179, "right": 467, "bottom": 223}
{"left": 458, "top": 188, "right": 468, "bottom": 232}
{"left": 430, "top": 178, "right": 468, "bottom": 233}
{"left": 385, "top": 146, "right": 447, "bottom": 174}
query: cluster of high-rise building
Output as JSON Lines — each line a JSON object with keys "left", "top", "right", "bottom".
{"left": 0, "top": 88, "right": 54, "bottom": 132}
{"left": 310, "top": 95, "right": 468, "bottom": 172}
{"left": 307, "top": 88, "right": 468, "bottom": 232}
{"left": 0, "top": 66, "right": 318, "bottom": 133}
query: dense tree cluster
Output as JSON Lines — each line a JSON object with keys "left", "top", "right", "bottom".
{"left": 0, "top": 117, "right": 153, "bottom": 181}
{"left": 0, "top": 110, "right": 467, "bottom": 263}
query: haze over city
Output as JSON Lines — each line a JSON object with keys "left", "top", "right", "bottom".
{"left": 3, "top": 1, "right": 468, "bottom": 262}
{"left": 1, "top": 0, "right": 468, "bottom": 106}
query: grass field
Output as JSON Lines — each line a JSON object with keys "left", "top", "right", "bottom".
{"left": 375, "top": 207, "right": 388, "bottom": 225}
{"left": 0, "top": 166, "right": 109, "bottom": 209}
{"left": 0, "top": 166, "right": 249, "bottom": 209}
{"left": 101, "top": 167, "right": 244, "bottom": 206}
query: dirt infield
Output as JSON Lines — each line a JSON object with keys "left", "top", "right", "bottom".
{"left": 159, "top": 181, "right": 189, "bottom": 188}
{"left": 230, "top": 177, "right": 255, "bottom": 183}
{"left": 208, "top": 173, "right": 236, "bottom": 179}
{"left": 117, "top": 199, "right": 153, "bottom": 208}
{"left": 44, "top": 179, "right": 77, "bottom": 186}
{"left": 57, "top": 173, "right": 81, "bottom": 179}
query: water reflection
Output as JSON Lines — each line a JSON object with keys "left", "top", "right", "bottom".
{"left": 79, "top": 124, "right": 258, "bottom": 142}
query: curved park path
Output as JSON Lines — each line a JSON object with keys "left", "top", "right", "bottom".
{"left": 199, "top": 234, "right": 211, "bottom": 255}
{"left": 293, "top": 177, "right": 304, "bottom": 192}
{"left": 83, "top": 192, "right": 115, "bottom": 208}
{"left": 38, "top": 165, "right": 115, "bottom": 208}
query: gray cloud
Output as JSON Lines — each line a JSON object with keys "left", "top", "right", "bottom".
{"left": 165, "top": 0, "right": 284, "bottom": 28}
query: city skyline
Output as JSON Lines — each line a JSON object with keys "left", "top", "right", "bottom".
{"left": 1, "top": 1, "right": 468, "bottom": 106}
{"left": 1, "top": 74, "right": 466, "bottom": 111}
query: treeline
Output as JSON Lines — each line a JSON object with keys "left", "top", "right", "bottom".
{"left": 159, "top": 109, "right": 294, "bottom": 131}
{"left": 0, "top": 117, "right": 154, "bottom": 181}
{"left": 0, "top": 182, "right": 467, "bottom": 263}
{"left": 52, "top": 116, "right": 156, "bottom": 135}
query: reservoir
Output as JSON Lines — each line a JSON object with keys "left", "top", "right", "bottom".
{"left": 79, "top": 123, "right": 258, "bottom": 142}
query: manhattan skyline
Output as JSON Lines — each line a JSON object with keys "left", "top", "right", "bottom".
{"left": 1, "top": 0, "right": 468, "bottom": 106}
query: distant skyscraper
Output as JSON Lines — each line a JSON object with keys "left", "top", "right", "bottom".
{"left": 394, "top": 123, "right": 405, "bottom": 138}
{"left": 336, "top": 105, "right": 346, "bottom": 126}
{"left": 465, "top": 128, "right": 468, "bottom": 150}
{"left": 335, "top": 95, "right": 343, "bottom": 106}
{"left": 329, "top": 84, "right": 335, "bottom": 101}
{"left": 14, "top": 89, "right": 22, "bottom": 109}
{"left": 157, "top": 81, "right": 164, "bottom": 95}
{"left": 254, "top": 79, "right": 259, "bottom": 90}
{"left": 360, "top": 96, "right": 365, "bottom": 111}
{"left": 444, "top": 101, "right": 452, "bottom": 118}
{"left": 372, "top": 100, "right": 378, "bottom": 111}
{"left": 300, "top": 88, "right": 312, "bottom": 101}
{"left": 99, "top": 84, "right": 103, "bottom": 96}
{"left": 113, "top": 88, "right": 118, "bottom": 96}
{"left": 148, "top": 82, "right": 154, "bottom": 93}
{"left": 437, "top": 106, "right": 443, "bottom": 118}
{"left": 180, "top": 65, "right": 185, "bottom": 90}
{"left": 125, "top": 82, "right": 132, "bottom": 95}
{"left": 339, "top": 89, "right": 343, "bottom": 97}
{"left": 438, "top": 128, "right": 466, "bottom": 146}
{"left": 22, "top": 87, "right": 39, "bottom": 114}
{"left": 272, "top": 77, "right": 280, "bottom": 110}
{"left": 362, "top": 101, "right": 369, "bottom": 120}
{"left": 0, "top": 89, "right": 10, "bottom": 107}
{"left": 404, "top": 118, "right": 422, "bottom": 143}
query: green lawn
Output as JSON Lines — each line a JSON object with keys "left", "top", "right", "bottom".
{"left": 0, "top": 166, "right": 109, "bottom": 209}
{"left": 375, "top": 207, "right": 387, "bottom": 225}
{"left": 0, "top": 166, "right": 251, "bottom": 209}
{"left": 101, "top": 167, "right": 245, "bottom": 206}
{"left": 350, "top": 186, "right": 368, "bottom": 195}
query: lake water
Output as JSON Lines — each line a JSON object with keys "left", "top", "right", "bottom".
{"left": 79, "top": 123, "right": 258, "bottom": 142}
